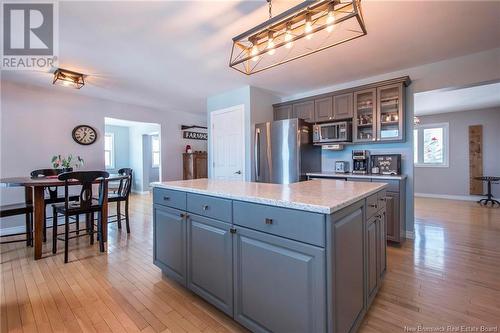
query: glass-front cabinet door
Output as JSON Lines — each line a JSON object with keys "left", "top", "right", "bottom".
{"left": 377, "top": 84, "right": 404, "bottom": 141}
{"left": 353, "top": 89, "right": 377, "bottom": 143}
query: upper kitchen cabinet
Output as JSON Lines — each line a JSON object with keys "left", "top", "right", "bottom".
{"left": 272, "top": 76, "right": 410, "bottom": 139}
{"left": 377, "top": 83, "right": 404, "bottom": 141}
{"left": 274, "top": 105, "right": 292, "bottom": 121}
{"left": 353, "top": 89, "right": 377, "bottom": 143}
{"left": 333, "top": 93, "right": 353, "bottom": 120}
{"left": 314, "top": 97, "right": 333, "bottom": 122}
{"left": 292, "top": 100, "right": 315, "bottom": 123}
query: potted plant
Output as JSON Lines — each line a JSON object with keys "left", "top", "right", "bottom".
{"left": 51, "top": 154, "right": 84, "bottom": 173}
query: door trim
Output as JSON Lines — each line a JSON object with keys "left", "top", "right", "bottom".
{"left": 209, "top": 104, "right": 246, "bottom": 179}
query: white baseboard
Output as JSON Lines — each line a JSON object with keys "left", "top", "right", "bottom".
{"left": 0, "top": 225, "right": 26, "bottom": 237}
{"left": 131, "top": 190, "right": 150, "bottom": 195}
{"left": 415, "top": 192, "right": 483, "bottom": 202}
{"left": 405, "top": 231, "right": 415, "bottom": 240}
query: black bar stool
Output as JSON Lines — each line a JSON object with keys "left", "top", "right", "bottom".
{"left": 51, "top": 171, "right": 109, "bottom": 263}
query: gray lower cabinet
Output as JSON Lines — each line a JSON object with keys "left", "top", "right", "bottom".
{"left": 366, "top": 207, "right": 387, "bottom": 307}
{"left": 366, "top": 215, "right": 378, "bottom": 304}
{"left": 153, "top": 204, "right": 187, "bottom": 286}
{"left": 153, "top": 189, "right": 387, "bottom": 333}
{"left": 333, "top": 206, "right": 365, "bottom": 333}
{"left": 233, "top": 226, "right": 325, "bottom": 333}
{"left": 379, "top": 209, "right": 387, "bottom": 278}
{"left": 187, "top": 214, "right": 233, "bottom": 316}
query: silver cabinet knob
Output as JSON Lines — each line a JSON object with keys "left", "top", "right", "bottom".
{"left": 202, "top": 205, "right": 209, "bottom": 211}
{"left": 265, "top": 218, "right": 273, "bottom": 225}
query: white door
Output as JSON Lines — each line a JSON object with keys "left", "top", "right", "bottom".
{"left": 210, "top": 105, "right": 245, "bottom": 180}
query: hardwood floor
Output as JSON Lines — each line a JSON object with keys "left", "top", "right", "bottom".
{"left": 1, "top": 195, "right": 499, "bottom": 332}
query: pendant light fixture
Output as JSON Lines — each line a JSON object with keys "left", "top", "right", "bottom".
{"left": 52, "top": 68, "right": 85, "bottom": 89}
{"left": 229, "top": 0, "right": 366, "bottom": 75}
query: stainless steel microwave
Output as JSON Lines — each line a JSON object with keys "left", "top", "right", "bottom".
{"left": 313, "top": 121, "right": 352, "bottom": 143}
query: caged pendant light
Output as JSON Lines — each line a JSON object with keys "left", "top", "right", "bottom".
{"left": 229, "top": 0, "right": 366, "bottom": 75}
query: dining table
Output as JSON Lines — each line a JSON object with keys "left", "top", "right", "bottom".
{"left": 0, "top": 174, "right": 127, "bottom": 260}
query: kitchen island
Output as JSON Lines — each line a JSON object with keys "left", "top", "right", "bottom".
{"left": 152, "top": 179, "right": 388, "bottom": 333}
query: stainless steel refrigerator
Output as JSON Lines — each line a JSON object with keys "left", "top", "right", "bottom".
{"left": 254, "top": 118, "right": 321, "bottom": 184}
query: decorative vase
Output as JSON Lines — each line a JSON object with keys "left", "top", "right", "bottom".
{"left": 57, "top": 167, "right": 73, "bottom": 174}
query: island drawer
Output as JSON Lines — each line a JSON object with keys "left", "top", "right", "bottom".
{"left": 154, "top": 188, "right": 186, "bottom": 210}
{"left": 377, "top": 190, "right": 387, "bottom": 210}
{"left": 233, "top": 201, "right": 325, "bottom": 247}
{"left": 366, "top": 193, "right": 380, "bottom": 218}
{"left": 187, "top": 193, "right": 232, "bottom": 223}
{"left": 372, "top": 179, "right": 399, "bottom": 192}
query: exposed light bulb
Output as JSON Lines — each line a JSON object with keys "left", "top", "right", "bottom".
{"left": 305, "top": 14, "right": 313, "bottom": 39}
{"left": 284, "top": 28, "right": 293, "bottom": 49}
{"left": 267, "top": 32, "right": 275, "bottom": 55}
{"left": 251, "top": 44, "right": 259, "bottom": 62}
{"left": 326, "top": 6, "right": 335, "bottom": 33}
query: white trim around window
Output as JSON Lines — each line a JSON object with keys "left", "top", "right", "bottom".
{"left": 104, "top": 132, "right": 115, "bottom": 169}
{"left": 414, "top": 122, "right": 449, "bottom": 168}
{"left": 151, "top": 135, "right": 160, "bottom": 168}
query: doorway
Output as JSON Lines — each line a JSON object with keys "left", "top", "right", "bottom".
{"left": 104, "top": 117, "right": 161, "bottom": 193}
{"left": 209, "top": 105, "right": 245, "bottom": 180}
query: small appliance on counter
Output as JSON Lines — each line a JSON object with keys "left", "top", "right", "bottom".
{"left": 335, "top": 161, "right": 350, "bottom": 173}
{"left": 371, "top": 154, "right": 401, "bottom": 175}
{"left": 352, "top": 150, "right": 370, "bottom": 174}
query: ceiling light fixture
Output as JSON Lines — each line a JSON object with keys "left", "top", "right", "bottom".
{"left": 52, "top": 68, "right": 85, "bottom": 89}
{"left": 229, "top": 0, "right": 366, "bottom": 75}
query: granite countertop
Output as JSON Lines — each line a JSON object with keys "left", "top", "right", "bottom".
{"left": 151, "top": 179, "right": 387, "bottom": 214}
{"left": 306, "top": 171, "right": 407, "bottom": 180}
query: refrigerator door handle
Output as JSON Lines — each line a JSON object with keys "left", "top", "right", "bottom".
{"left": 255, "top": 128, "right": 261, "bottom": 180}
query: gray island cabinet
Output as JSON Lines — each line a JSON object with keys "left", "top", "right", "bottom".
{"left": 152, "top": 179, "right": 388, "bottom": 333}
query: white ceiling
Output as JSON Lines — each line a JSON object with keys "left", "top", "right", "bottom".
{"left": 414, "top": 82, "right": 500, "bottom": 116}
{"left": 3, "top": 1, "right": 500, "bottom": 114}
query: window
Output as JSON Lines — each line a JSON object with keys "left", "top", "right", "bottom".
{"left": 414, "top": 123, "right": 449, "bottom": 167}
{"left": 151, "top": 135, "right": 160, "bottom": 167}
{"left": 104, "top": 133, "right": 114, "bottom": 169}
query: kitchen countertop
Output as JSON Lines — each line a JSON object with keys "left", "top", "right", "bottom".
{"left": 306, "top": 171, "right": 407, "bottom": 180}
{"left": 151, "top": 178, "right": 387, "bottom": 214}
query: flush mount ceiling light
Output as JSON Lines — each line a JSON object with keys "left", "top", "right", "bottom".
{"left": 229, "top": 0, "right": 366, "bottom": 75}
{"left": 52, "top": 68, "right": 85, "bottom": 89}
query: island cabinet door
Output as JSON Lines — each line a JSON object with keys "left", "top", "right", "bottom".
{"left": 333, "top": 207, "right": 365, "bottom": 333}
{"left": 153, "top": 205, "right": 187, "bottom": 286}
{"left": 366, "top": 215, "right": 379, "bottom": 305}
{"left": 378, "top": 209, "right": 387, "bottom": 279}
{"left": 187, "top": 214, "right": 233, "bottom": 316}
{"left": 233, "top": 226, "right": 326, "bottom": 333}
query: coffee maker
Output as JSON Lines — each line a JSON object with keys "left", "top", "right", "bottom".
{"left": 352, "top": 150, "right": 370, "bottom": 174}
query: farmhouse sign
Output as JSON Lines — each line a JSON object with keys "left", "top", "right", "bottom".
{"left": 183, "top": 131, "right": 207, "bottom": 140}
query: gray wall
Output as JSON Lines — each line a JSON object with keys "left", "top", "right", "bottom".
{"left": 207, "top": 86, "right": 278, "bottom": 181}
{"left": 414, "top": 107, "right": 500, "bottom": 197}
{"left": 104, "top": 124, "right": 130, "bottom": 173}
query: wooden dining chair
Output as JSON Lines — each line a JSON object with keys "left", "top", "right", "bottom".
{"left": 0, "top": 187, "right": 33, "bottom": 246}
{"left": 108, "top": 168, "right": 133, "bottom": 233}
{"left": 31, "top": 169, "right": 80, "bottom": 242}
{"left": 51, "top": 171, "right": 109, "bottom": 263}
